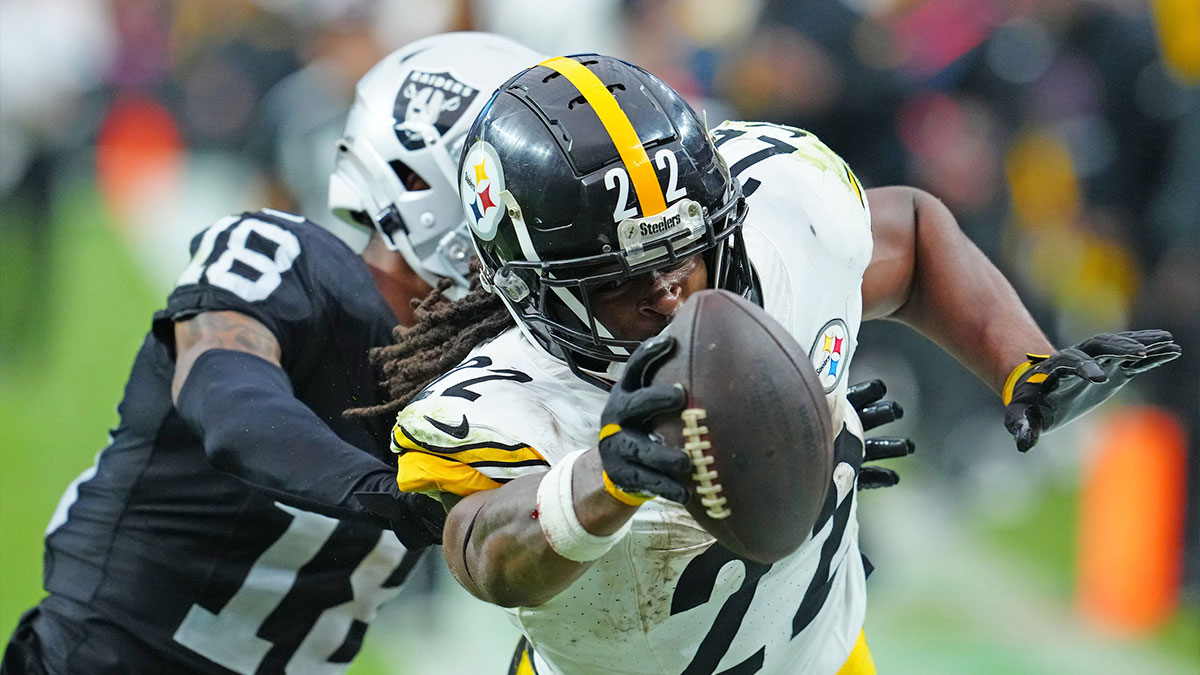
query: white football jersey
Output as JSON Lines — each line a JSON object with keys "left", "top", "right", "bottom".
{"left": 392, "top": 122, "right": 874, "bottom": 675}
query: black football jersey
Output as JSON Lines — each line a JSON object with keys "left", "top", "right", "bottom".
{"left": 36, "top": 209, "right": 419, "bottom": 674}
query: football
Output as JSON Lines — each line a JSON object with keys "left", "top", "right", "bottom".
{"left": 650, "top": 289, "right": 835, "bottom": 564}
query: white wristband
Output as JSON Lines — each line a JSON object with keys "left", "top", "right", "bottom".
{"left": 536, "top": 449, "right": 632, "bottom": 562}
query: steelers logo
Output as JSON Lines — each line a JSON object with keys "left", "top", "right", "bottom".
{"left": 808, "top": 318, "right": 849, "bottom": 393}
{"left": 461, "top": 140, "right": 505, "bottom": 241}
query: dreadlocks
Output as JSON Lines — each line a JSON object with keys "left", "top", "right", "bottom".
{"left": 348, "top": 267, "right": 513, "bottom": 421}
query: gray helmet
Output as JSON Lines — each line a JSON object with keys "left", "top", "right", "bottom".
{"left": 329, "top": 32, "right": 544, "bottom": 293}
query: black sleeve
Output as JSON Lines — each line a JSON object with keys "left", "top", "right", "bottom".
{"left": 175, "top": 348, "right": 444, "bottom": 548}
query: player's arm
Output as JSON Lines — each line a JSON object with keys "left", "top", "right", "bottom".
{"left": 860, "top": 185, "right": 1051, "bottom": 393}
{"left": 171, "top": 310, "right": 282, "bottom": 399}
{"left": 444, "top": 449, "right": 638, "bottom": 607}
{"left": 441, "top": 336, "right": 690, "bottom": 607}
{"left": 171, "top": 310, "right": 442, "bottom": 547}
{"left": 861, "top": 186, "right": 1180, "bottom": 451}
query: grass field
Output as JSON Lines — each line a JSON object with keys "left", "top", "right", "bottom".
{"left": 0, "top": 182, "right": 162, "bottom": 634}
{"left": 1, "top": 180, "right": 1195, "bottom": 674}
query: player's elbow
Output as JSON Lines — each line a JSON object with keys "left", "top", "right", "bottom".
{"left": 480, "top": 539, "right": 567, "bottom": 608}
{"left": 475, "top": 574, "right": 537, "bottom": 609}
{"left": 449, "top": 528, "right": 551, "bottom": 608}
{"left": 445, "top": 500, "right": 568, "bottom": 608}
{"left": 197, "top": 419, "right": 255, "bottom": 474}
{"left": 909, "top": 186, "right": 960, "bottom": 232}
{"left": 864, "top": 185, "right": 968, "bottom": 322}
{"left": 186, "top": 379, "right": 275, "bottom": 473}
{"left": 175, "top": 349, "right": 296, "bottom": 474}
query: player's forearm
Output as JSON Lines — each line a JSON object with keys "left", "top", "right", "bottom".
{"left": 176, "top": 348, "right": 399, "bottom": 526}
{"left": 445, "top": 448, "right": 637, "bottom": 607}
{"left": 865, "top": 187, "right": 1053, "bottom": 394}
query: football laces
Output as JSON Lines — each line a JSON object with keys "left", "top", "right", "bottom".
{"left": 681, "top": 408, "right": 730, "bottom": 519}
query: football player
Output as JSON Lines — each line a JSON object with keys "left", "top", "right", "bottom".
{"left": 369, "top": 55, "right": 1181, "bottom": 674}
{"left": 2, "top": 33, "right": 544, "bottom": 675}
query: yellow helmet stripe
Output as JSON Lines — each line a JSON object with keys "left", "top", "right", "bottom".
{"left": 540, "top": 56, "right": 667, "bottom": 216}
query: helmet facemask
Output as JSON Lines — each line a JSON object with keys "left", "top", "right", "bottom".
{"left": 482, "top": 185, "right": 750, "bottom": 367}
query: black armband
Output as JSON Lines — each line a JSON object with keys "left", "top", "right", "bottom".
{"left": 176, "top": 349, "right": 442, "bottom": 547}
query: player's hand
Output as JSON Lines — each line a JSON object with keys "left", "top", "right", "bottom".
{"left": 599, "top": 334, "right": 691, "bottom": 504}
{"left": 847, "top": 379, "right": 915, "bottom": 490}
{"left": 1003, "top": 330, "right": 1182, "bottom": 452}
{"left": 355, "top": 490, "right": 447, "bottom": 549}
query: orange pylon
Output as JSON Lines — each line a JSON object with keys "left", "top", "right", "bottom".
{"left": 1077, "top": 407, "right": 1187, "bottom": 633}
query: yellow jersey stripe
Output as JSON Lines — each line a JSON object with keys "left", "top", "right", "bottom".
{"left": 843, "top": 164, "right": 865, "bottom": 209}
{"left": 397, "top": 452, "right": 503, "bottom": 497}
{"left": 514, "top": 645, "right": 535, "bottom": 675}
{"left": 540, "top": 56, "right": 666, "bottom": 216}
{"left": 392, "top": 426, "right": 547, "bottom": 467}
{"left": 835, "top": 629, "right": 876, "bottom": 675}
{"left": 507, "top": 638, "right": 537, "bottom": 675}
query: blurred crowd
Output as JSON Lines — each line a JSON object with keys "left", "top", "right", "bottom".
{"left": 1, "top": 0, "right": 1196, "bottom": 625}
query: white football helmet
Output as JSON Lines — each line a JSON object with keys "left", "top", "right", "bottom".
{"left": 329, "top": 32, "right": 544, "bottom": 293}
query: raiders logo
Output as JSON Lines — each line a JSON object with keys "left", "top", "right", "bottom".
{"left": 393, "top": 70, "right": 478, "bottom": 149}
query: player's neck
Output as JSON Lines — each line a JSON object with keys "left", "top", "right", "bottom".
{"left": 361, "top": 233, "right": 433, "bottom": 327}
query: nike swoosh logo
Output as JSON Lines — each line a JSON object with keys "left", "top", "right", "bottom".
{"left": 424, "top": 415, "right": 470, "bottom": 440}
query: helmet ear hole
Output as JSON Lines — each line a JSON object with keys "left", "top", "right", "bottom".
{"left": 388, "top": 160, "right": 430, "bottom": 191}
{"left": 347, "top": 207, "right": 408, "bottom": 240}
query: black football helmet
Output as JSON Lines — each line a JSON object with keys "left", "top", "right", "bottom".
{"left": 458, "top": 54, "right": 757, "bottom": 378}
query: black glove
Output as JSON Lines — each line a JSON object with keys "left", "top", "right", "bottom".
{"left": 599, "top": 334, "right": 691, "bottom": 504}
{"left": 1003, "top": 330, "right": 1182, "bottom": 452}
{"left": 847, "top": 379, "right": 915, "bottom": 490}
{"left": 355, "top": 490, "right": 447, "bottom": 549}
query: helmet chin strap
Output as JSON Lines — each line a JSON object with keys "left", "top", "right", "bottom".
{"left": 565, "top": 353, "right": 623, "bottom": 392}
{"left": 499, "top": 190, "right": 541, "bottom": 264}
{"left": 494, "top": 290, "right": 551, "bottom": 359}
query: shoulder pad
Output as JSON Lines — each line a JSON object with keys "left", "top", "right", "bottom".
{"left": 391, "top": 355, "right": 554, "bottom": 496}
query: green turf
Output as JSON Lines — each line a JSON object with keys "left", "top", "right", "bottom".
{"left": 977, "top": 477, "right": 1199, "bottom": 664}
{"left": 0, "top": 180, "right": 161, "bottom": 635}
{"left": 979, "top": 480, "right": 1080, "bottom": 597}
{"left": 1154, "top": 605, "right": 1200, "bottom": 661}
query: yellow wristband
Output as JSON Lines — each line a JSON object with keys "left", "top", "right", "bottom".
{"left": 1002, "top": 360, "right": 1035, "bottom": 405}
{"left": 598, "top": 423, "right": 653, "bottom": 504}
{"left": 1002, "top": 352, "right": 1053, "bottom": 405}
{"left": 602, "top": 471, "right": 653, "bottom": 506}
{"left": 598, "top": 423, "right": 622, "bottom": 442}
